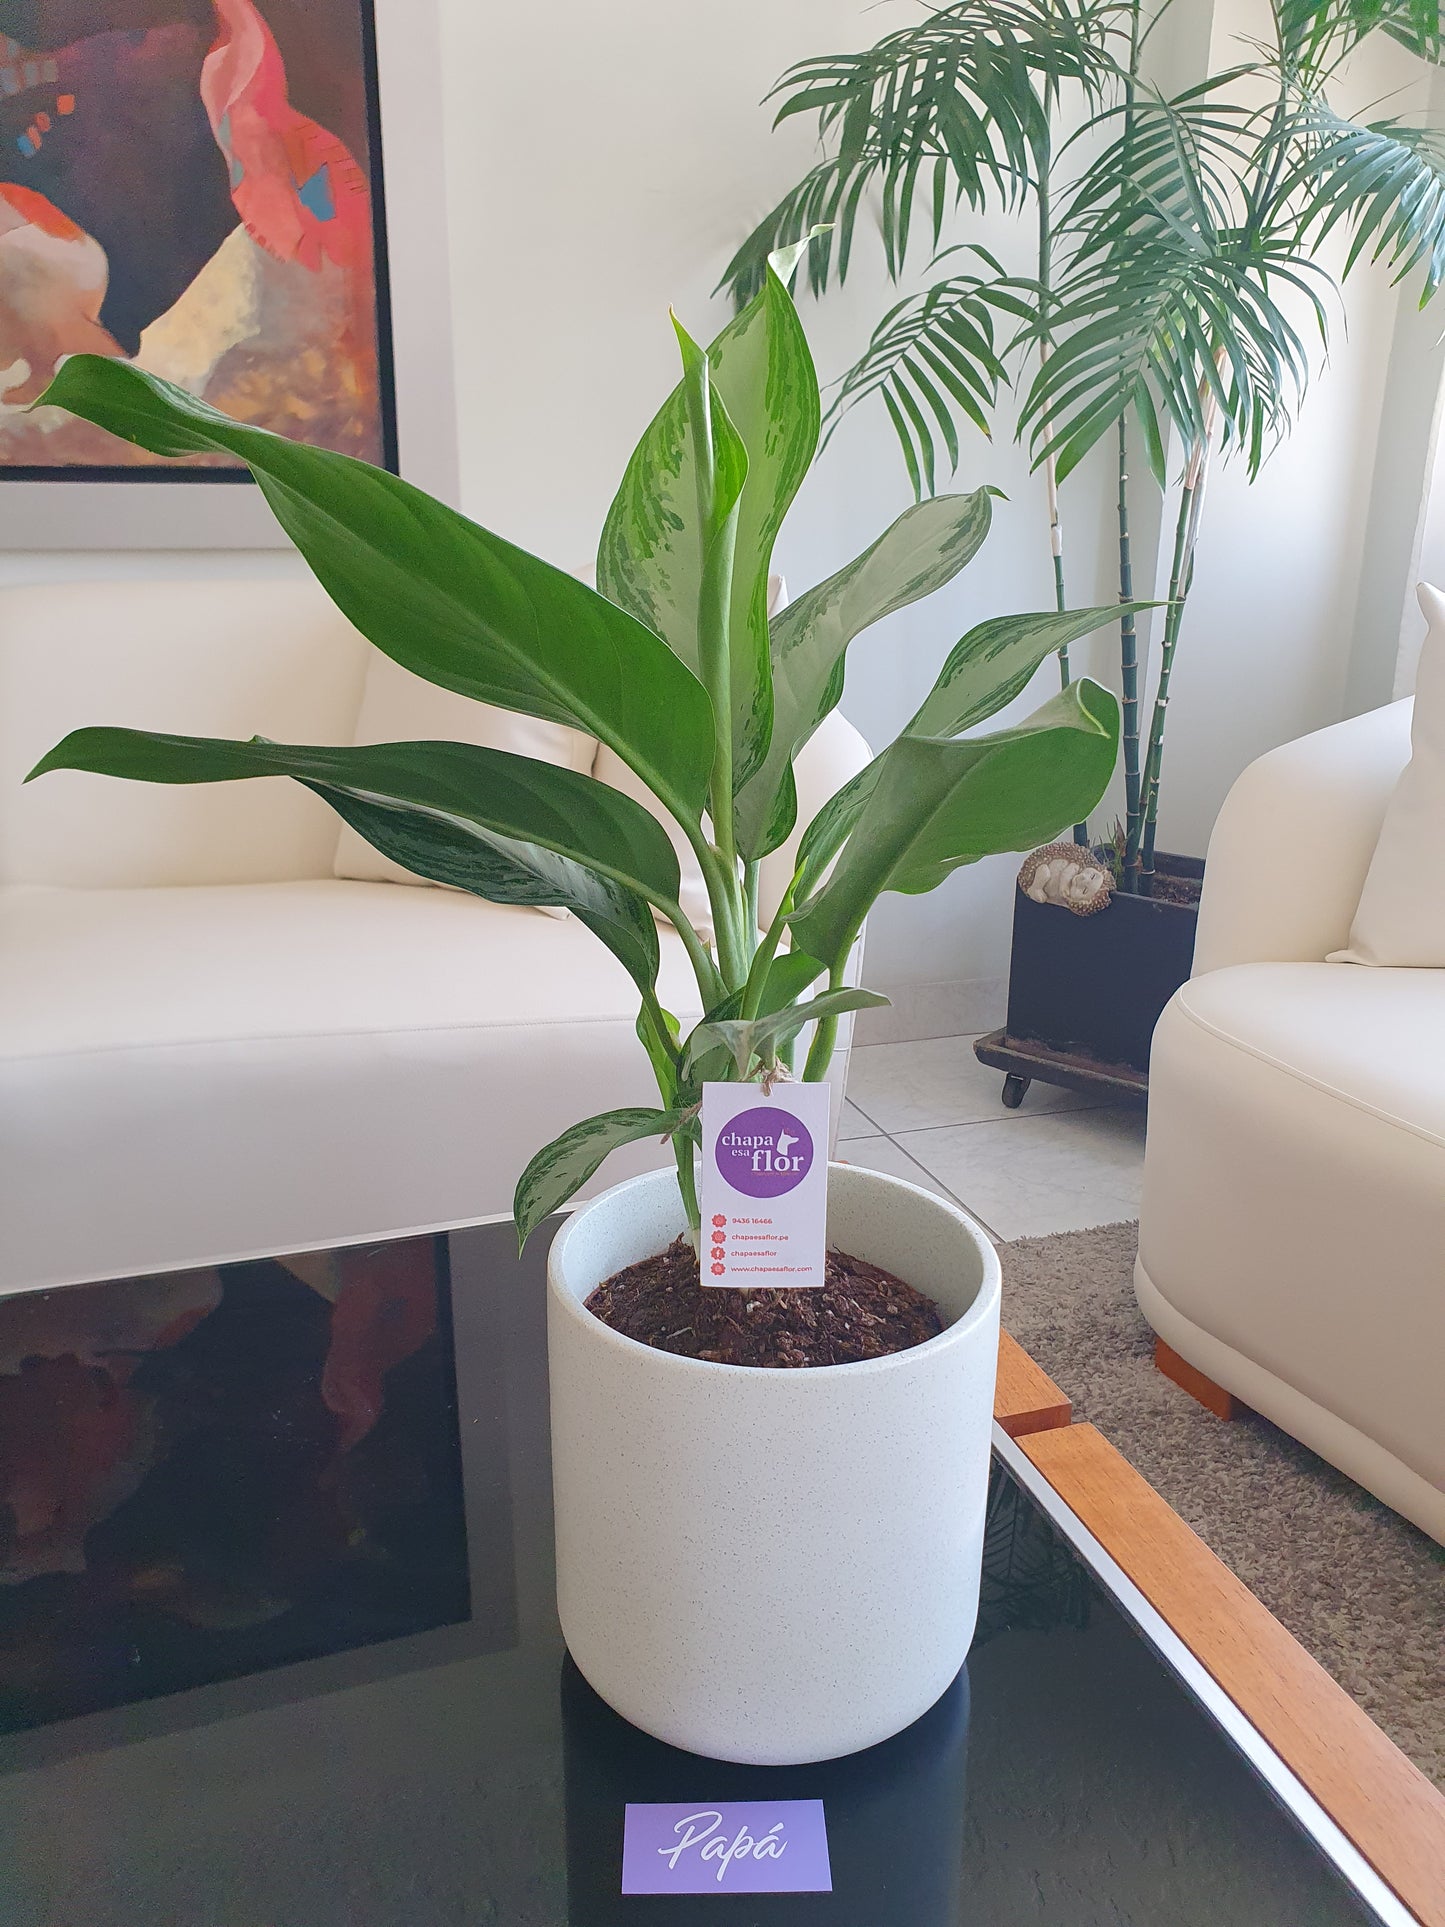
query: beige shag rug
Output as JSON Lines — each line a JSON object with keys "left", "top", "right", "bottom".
{"left": 999, "top": 1221, "right": 1445, "bottom": 1789}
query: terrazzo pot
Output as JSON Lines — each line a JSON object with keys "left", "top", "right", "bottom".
{"left": 546, "top": 1160, "right": 1001, "bottom": 1765}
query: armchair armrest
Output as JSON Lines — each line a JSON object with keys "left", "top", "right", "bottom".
{"left": 1192, "top": 700, "right": 1413, "bottom": 974}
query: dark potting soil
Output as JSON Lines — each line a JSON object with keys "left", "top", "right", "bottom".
{"left": 1135, "top": 869, "right": 1201, "bottom": 906}
{"left": 584, "top": 1237, "right": 945, "bottom": 1369}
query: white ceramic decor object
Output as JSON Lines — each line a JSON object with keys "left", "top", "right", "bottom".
{"left": 547, "top": 1161, "right": 1001, "bottom": 1765}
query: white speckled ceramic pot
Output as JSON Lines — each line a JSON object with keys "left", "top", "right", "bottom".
{"left": 546, "top": 1160, "right": 1001, "bottom": 1765}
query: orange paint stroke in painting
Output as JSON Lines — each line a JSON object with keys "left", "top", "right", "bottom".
{"left": 0, "top": 182, "right": 82, "bottom": 242}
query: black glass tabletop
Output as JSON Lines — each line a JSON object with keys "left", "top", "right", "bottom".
{"left": 0, "top": 1221, "right": 1395, "bottom": 1924}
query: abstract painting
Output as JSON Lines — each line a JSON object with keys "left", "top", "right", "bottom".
{"left": 0, "top": 0, "right": 393, "bottom": 478}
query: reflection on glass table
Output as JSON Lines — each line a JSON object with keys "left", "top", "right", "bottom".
{"left": 0, "top": 1219, "right": 1388, "bottom": 1925}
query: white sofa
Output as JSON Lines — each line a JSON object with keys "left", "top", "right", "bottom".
{"left": 0, "top": 577, "right": 871, "bottom": 1296}
{"left": 1136, "top": 698, "right": 1445, "bottom": 1544}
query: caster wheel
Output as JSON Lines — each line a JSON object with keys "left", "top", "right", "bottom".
{"left": 1001, "top": 1074, "right": 1030, "bottom": 1110}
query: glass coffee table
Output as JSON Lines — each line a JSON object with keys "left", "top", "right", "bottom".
{"left": 0, "top": 1220, "right": 1420, "bottom": 1924}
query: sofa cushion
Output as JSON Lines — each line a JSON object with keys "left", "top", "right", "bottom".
{"left": 1172, "top": 960, "right": 1445, "bottom": 1145}
{"left": 333, "top": 652, "right": 596, "bottom": 891}
{"left": 0, "top": 881, "right": 701, "bottom": 1291}
{"left": 1330, "top": 582, "right": 1445, "bottom": 967}
{"left": 0, "top": 577, "right": 370, "bottom": 889}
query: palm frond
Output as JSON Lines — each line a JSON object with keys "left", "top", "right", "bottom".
{"left": 1272, "top": 0, "right": 1443, "bottom": 81}
{"left": 718, "top": 0, "right": 1129, "bottom": 308}
{"left": 1060, "top": 82, "right": 1262, "bottom": 255}
{"left": 1026, "top": 234, "right": 1324, "bottom": 479}
{"left": 1292, "top": 102, "right": 1445, "bottom": 299}
{"left": 823, "top": 260, "right": 1010, "bottom": 497}
{"left": 1020, "top": 85, "right": 1330, "bottom": 481}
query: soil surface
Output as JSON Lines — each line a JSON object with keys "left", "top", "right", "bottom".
{"left": 1140, "top": 870, "right": 1202, "bottom": 906}
{"left": 585, "top": 1237, "right": 944, "bottom": 1369}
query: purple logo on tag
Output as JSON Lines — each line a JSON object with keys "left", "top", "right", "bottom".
{"left": 713, "top": 1106, "right": 815, "bottom": 1199}
{"left": 621, "top": 1800, "right": 832, "bottom": 1895}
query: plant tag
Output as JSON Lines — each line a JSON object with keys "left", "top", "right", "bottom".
{"left": 699, "top": 1081, "right": 830, "bottom": 1288}
{"left": 621, "top": 1800, "right": 832, "bottom": 1894}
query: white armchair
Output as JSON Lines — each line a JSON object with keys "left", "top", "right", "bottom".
{"left": 0, "top": 577, "right": 871, "bottom": 1296}
{"left": 1136, "top": 699, "right": 1445, "bottom": 1543}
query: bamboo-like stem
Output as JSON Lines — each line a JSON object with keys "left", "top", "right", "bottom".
{"left": 1138, "top": 430, "right": 1211, "bottom": 885}
{"left": 1037, "top": 155, "right": 1071, "bottom": 688}
{"left": 1139, "top": 348, "right": 1221, "bottom": 886}
{"left": 1118, "top": 415, "right": 1143, "bottom": 891}
{"left": 1115, "top": 0, "right": 1144, "bottom": 890}
{"left": 1036, "top": 116, "right": 1088, "bottom": 847}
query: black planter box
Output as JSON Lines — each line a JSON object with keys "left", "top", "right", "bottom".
{"left": 1003, "top": 851, "right": 1204, "bottom": 1076}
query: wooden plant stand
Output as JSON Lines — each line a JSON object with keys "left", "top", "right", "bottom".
{"left": 973, "top": 1028, "right": 1149, "bottom": 1110}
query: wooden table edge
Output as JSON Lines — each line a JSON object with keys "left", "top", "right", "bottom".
{"left": 1018, "top": 1420, "right": 1445, "bottom": 1927}
{"left": 994, "top": 1328, "right": 1072, "bottom": 1438}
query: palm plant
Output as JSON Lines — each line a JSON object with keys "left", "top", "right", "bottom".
{"left": 29, "top": 250, "right": 1124, "bottom": 1249}
{"left": 725, "top": 0, "right": 1445, "bottom": 890}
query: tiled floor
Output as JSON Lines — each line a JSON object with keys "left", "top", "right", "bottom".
{"left": 839, "top": 1034, "right": 1147, "bottom": 1241}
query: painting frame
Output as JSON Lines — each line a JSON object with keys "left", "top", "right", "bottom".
{"left": 0, "top": 0, "right": 458, "bottom": 548}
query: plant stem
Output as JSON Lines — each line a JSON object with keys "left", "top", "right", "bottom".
{"left": 741, "top": 886, "right": 794, "bottom": 1019}
{"left": 673, "top": 1132, "right": 701, "bottom": 1247}
{"left": 1036, "top": 151, "right": 1072, "bottom": 689}
{"left": 1117, "top": 415, "right": 1143, "bottom": 892}
{"left": 802, "top": 958, "right": 848, "bottom": 1082}
{"left": 1115, "top": 0, "right": 1144, "bottom": 889}
{"left": 1139, "top": 430, "right": 1211, "bottom": 885}
{"left": 1036, "top": 98, "right": 1087, "bottom": 849}
{"left": 743, "top": 859, "right": 760, "bottom": 944}
{"left": 663, "top": 889, "right": 726, "bottom": 1009}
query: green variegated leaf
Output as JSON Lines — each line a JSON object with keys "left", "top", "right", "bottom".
{"left": 28, "top": 727, "right": 682, "bottom": 899}
{"left": 734, "top": 489, "right": 997, "bottom": 859}
{"left": 597, "top": 255, "right": 821, "bottom": 790}
{"left": 684, "top": 987, "right": 889, "bottom": 1077}
{"left": 790, "top": 679, "right": 1120, "bottom": 970}
{"left": 907, "top": 603, "right": 1151, "bottom": 736}
{"left": 792, "top": 603, "right": 1137, "bottom": 898}
{"left": 314, "top": 784, "right": 662, "bottom": 1000}
{"left": 515, "top": 1107, "right": 693, "bottom": 1249}
{"left": 28, "top": 729, "right": 684, "bottom": 1003}
{"left": 38, "top": 357, "right": 715, "bottom": 829}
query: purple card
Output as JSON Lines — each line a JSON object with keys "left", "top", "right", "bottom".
{"left": 621, "top": 1799, "right": 832, "bottom": 1895}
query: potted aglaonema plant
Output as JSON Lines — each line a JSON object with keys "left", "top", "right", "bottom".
{"left": 31, "top": 247, "right": 1120, "bottom": 1765}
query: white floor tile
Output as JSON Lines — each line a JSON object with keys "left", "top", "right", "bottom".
{"left": 832, "top": 1133, "right": 990, "bottom": 1223}
{"left": 894, "top": 1108, "right": 1147, "bottom": 1241}
{"left": 847, "top": 1035, "right": 1105, "bottom": 1135}
{"left": 836, "top": 1099, "right": 874, "bottom": 1142}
